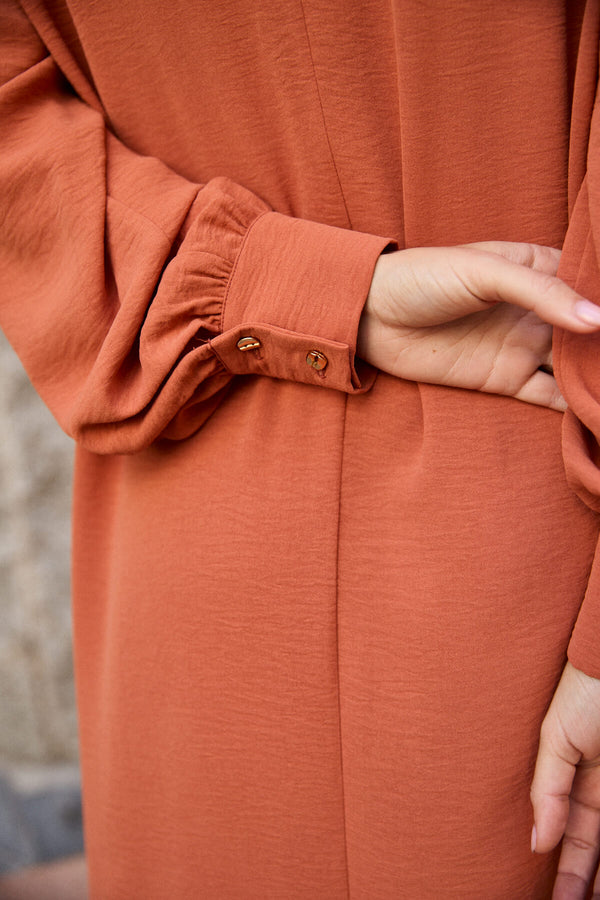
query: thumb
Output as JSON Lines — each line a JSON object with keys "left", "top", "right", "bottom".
{"left": 530, "top": 708, "right": 581, "bottom": 854}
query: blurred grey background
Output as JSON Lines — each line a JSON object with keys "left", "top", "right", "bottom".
{"left": 0, "top": 330, "right": 83, "bottom": 873}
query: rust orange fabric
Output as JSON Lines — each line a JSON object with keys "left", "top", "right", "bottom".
{"left": 2, "top": 1, "right": 600, "bottom": 897}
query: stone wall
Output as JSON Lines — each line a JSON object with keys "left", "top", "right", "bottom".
{"left": 0, "top": 332, "right": 78, "bottom": 764}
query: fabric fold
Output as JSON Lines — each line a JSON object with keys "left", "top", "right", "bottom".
{"left": 0, "top": 0, "right": 389, "bottom": 455}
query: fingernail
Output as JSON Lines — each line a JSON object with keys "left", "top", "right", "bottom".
{"left": 531, "top": 825, "right": 537, "bottom": 853}
{"left": 574, "top": 300, "right": 600, "bottom": 325}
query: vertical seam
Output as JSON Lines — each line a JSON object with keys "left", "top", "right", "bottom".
{"left": 296, "top": 7, "right": 352, "bottom": 886}
{"left": 297, "top": 0, "right": 353, "bottom": 230}
{"left": 334, "top": 392, "right": 351, "bottom": 900}
{"left": 389, "top": 2, "right": 407, "bottom": 249}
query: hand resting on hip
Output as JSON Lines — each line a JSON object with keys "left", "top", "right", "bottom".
{"left": 359, "top": 242, "right": 600, "bottom": 410}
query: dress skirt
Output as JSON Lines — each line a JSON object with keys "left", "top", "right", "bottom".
{"left": 3, "top": 0, "right": 600, "bottom": 897}
{"left": 71, "top": 372, "right": 600, "bottom": 899}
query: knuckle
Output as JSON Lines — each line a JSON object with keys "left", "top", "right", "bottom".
{"left": 529, "top": 243, "right": 560, "bottom": 271}
{"left": 555, "top": 872, "right": 591, "bottom": 894}
{"left": 562, "top": 833, "right": 600, "bottom": 853}
{"left": 520, "top": 243, "right": 538, "bottom": 268}
{"left": 532, "top": 271, "right": 561, "bottom": 301}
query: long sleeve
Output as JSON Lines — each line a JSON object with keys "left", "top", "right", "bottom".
{"left": 554, "top": 3, "right": 600, "bottom": 677}
{"left": 0, "top": 1, "right": 390, "bottom": 455}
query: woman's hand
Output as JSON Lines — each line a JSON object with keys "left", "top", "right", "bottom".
{"left": 359, "top": 242, "right": 600, "bottom": 410}
{"left": 530, "top": 662, "right": 600, "bottom": 898}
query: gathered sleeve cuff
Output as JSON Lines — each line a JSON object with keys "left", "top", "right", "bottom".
{"left": 0, "top": 1, "right": 392, "bottom": 455}
{"left": 210, "top": 212, "right": 388, "bottom": 393}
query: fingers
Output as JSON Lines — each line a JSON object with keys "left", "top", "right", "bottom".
{"left": 463, "top": 241, "right": 561, "bottom": 277}
{"left": 531, "top": 662, "right": 600, "bottom": 899}
{"left": 531, "top": 710, "right": 583, "bottom": 855}
{"left": 461, "top": 246, "right": 600, "bottom": 333}
{"left": 530, "top": 746, "right": 600, "bottom": 900}
{"left": 513, "top": 370, "right": 567, "bottom": 412}
{"left": 552, "top": 789, "right": 600, "bottom": 900}
{"left": 552, "top": 871, "right": 592, "bottom": 900}
{"left": 368, "top": 243, "right": 600, "bottom": 335}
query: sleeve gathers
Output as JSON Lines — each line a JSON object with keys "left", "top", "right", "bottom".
{"left": 0, "top": 1, "right": 391, "bottom": 455}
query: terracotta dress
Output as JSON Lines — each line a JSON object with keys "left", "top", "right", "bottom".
{"left": 3, "top": 1, "right": 600, "bottom": 897}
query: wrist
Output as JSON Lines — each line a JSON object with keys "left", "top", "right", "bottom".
{"left": 358, "top": 252, "right": 396, "bottom": 359}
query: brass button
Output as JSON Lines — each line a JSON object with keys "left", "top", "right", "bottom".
{"left": 237, "top": 336, "right": 261, "bottom": 352}
{"left": 306, "top": 350, "right": 328, "bottom": 371}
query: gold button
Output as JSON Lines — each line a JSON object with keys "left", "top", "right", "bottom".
{"left": 306, "top": 350, "right": 328, "bottom": 371}
{"left": 237, "top": 336, "right": 261, "bottom": 352}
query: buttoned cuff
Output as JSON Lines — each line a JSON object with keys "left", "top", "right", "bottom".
{"left": 210, "top": 211, "right": 394, "bottom": 392}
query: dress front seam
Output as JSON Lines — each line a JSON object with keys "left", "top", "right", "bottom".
{"left": 334, "top": 390, "right": 351, "bottom": 900}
